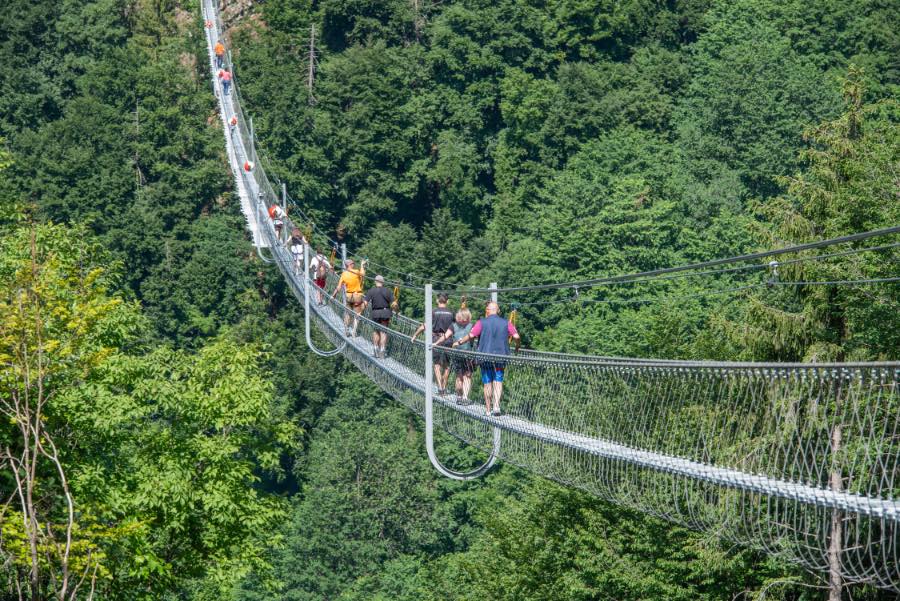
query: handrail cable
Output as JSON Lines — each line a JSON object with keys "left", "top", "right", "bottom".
{"left": 505, "top": 276, "right": 900, "bottom": 309}
{"left": 298, "top": 219, "right": 900, "bottom": 295}
{"left": 341, "top": 238, "right": 900, "bottom": 297}
{"left": 448, "top": 225, "right": 900, "bottom": 294}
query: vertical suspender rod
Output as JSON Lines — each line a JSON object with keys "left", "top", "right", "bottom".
{"left": 303, "top": 243, "right": 345, "bottom": 357}
{"left": 424, "top": 284, "right": 501, "bottom": 480}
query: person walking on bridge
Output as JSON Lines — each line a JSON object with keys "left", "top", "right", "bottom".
{"left": 268, "top": 202, "right": 287, "bottom": 241}
{"left": 285, "top": 228, "right": 306, "bottom": 274}
{"left": 363, "top": 275, "right": 394, "bottom": 358}
{"left": 436, "top": 308, "right": 474, "bottom": 404}
{"left": 412, "top": 293, "right": 454, "bottom": 395}
{"left": 309, "top": 248, "right": 330, "bottom": 305}
{"left": 214, "top": 40, "right": 226, "bottom": 68}
{"left": 333, "top": 258, "right": 367, "bottom": 336}
{"left": 453, "top": 301, "right": 519, "bottom": 416}
{"left": 217, "top": 67, "right": 232, "bottom": 95}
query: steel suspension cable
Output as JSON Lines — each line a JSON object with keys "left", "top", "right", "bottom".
{"left": 449, "top": 225, "right": 900, "bottom": 294}
{"left": 505, "top": 275, "right": 900, "bottom": 309}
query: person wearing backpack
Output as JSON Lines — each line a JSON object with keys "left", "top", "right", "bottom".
{"left": 268, "top": 203, "right": 286, "bottom": 241}
{"left": 309, "top": 248, "right": 331, "bottom": 305}
{"left": 285, "top": 228, "right": 306, "bottom": 274}
{"left": 332, "top": 258, "right": 367, "bottom": 336}
{"left": 363, "top": 275, "right": 394, "bottom": 358}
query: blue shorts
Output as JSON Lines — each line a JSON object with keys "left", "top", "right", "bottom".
{"left": 480, "top": 364, "right": 505, "bottom": 384}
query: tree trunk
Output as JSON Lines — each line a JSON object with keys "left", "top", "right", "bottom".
{"left": 828, "top": 420, "right": 842, "bottom": 601}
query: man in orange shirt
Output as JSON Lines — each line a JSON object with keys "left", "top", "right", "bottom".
{"left": 332, "top": 258, "right": 367, "bottom": 336}
{"left": 214, "top": 40, "right": 226, "bottom": 68}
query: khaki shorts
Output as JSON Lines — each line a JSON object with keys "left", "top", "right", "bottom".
{"left": 347, "top": 292, "right": 365, "bottom": 306}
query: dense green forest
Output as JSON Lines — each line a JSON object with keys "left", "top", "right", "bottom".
{"left": 1, "top": 0, "right": 897, "bottom": 599}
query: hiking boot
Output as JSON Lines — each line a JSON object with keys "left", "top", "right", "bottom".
{"left": 492, "top": 408, "right": 502, "bottom": 416}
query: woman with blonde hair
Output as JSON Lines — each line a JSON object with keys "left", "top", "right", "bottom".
{"left": 437, "top": 307, "right": 475, "bottom": 403}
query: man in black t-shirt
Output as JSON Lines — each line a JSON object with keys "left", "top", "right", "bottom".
{"left": 363, "top": 275, "right": 394, "bottom": 358}
{"left": 411, "top": 293, "right": 454, "bottom": 394}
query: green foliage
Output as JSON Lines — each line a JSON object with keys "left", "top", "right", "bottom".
{"left": 677, "top": 1, "right": 842, "bottom": 198}
{"left": 238, "top": 371, "right": 483, "bottom": 601}
{"left": 424, "top": 479, "right": 775, "bottom": 601}
{"left": 715, "top": 70, "right": 900, "bottom": 361}
{"left": 1, "top": 0, "right": 240, "bottom": 346}
{"left": 0, "top": 2, "right": 299, "bottom": 595}
{"left": 74, "top": 335, "right": 299, "bottom": 600}
{"left": 0, "top": 222, "right": 298, "bottom": 599}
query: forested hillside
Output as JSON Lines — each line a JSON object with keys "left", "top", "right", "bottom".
{"left": 1, "top": 0, "right": 897, "bottom": 599}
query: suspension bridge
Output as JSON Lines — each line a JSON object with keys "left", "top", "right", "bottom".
{"left": 200, "top": 2, "right": 899, "bottom": 593}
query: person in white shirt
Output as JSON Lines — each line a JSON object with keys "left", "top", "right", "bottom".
{"left": 268, "top": 203, "right": 287, "bottom": 241}
{"left": 285, "top": 228, "right": 306, "bottom": 274}
{"left": 309, "top": 249, "right": 331, "bottom": 305}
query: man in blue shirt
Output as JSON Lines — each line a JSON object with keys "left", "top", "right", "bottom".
{"left": 452, "top": 302, "right": 520, "bottom": 416}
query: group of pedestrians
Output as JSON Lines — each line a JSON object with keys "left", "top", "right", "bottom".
{"left": 329, "top": 258, "right": 518, "bottom": 416}
{"left": 266, "top": 206, "right": 518, "bottom": 417}
{"left": 412, "top": 297, "right": 519, "bottom": 415}
{"left": 273, "top": 207, "right": 334, "bottom": 305}
{"left": 215, "top": 39, "right": 232, "bottom": 95}
{"left": 403, "top": 294, "right": 518, "bottom": 416}
{"left": 452, "top": 301, "right": 520, "bottom": 416}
